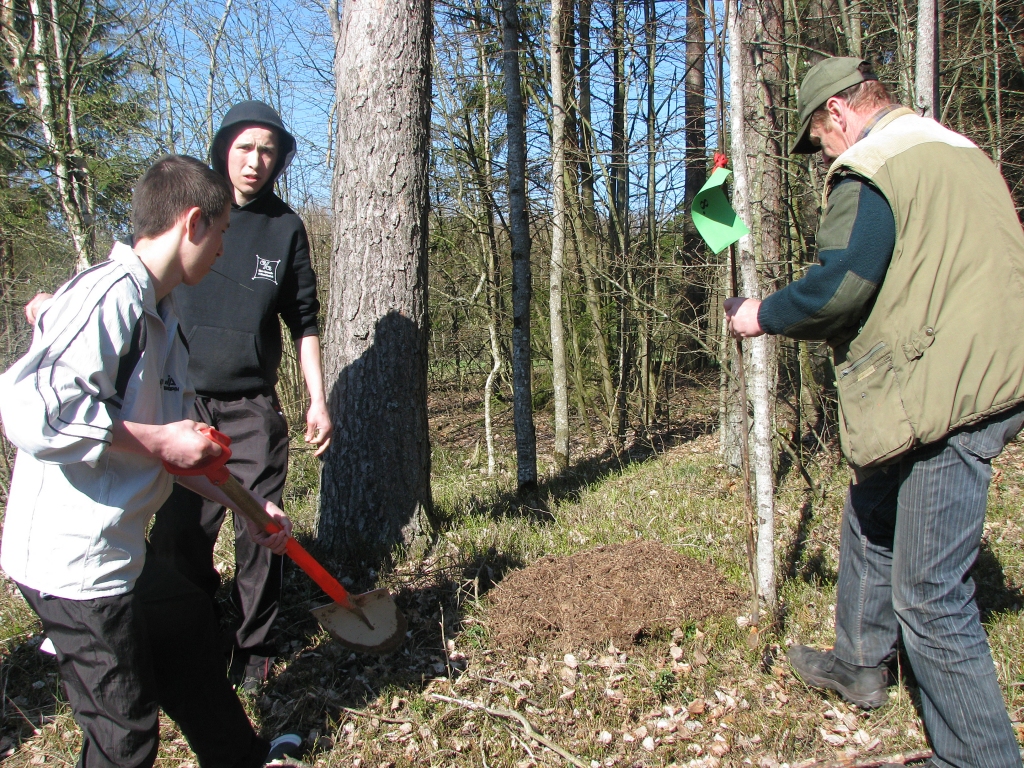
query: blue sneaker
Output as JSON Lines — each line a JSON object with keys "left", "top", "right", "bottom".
{"left": 265, "top": 733, "right": 302, "bottom": 764}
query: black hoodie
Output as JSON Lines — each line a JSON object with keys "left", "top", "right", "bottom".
{"left": 172, "top": 101, "right": 321, "bottom": 398}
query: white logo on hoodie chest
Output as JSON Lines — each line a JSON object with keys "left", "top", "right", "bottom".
{"left": 252, "top": 255, "right": 281, "bottom": 284}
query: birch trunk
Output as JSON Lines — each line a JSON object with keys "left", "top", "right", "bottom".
{"left": 837, "top": 0, "right": 862, "bottom": 56}
{"left": 26, "top": 0, "right": 92, "bottom": 270}
{"left": 502, "top": 0, "right": 539, "bottom": 491}
{"left": 318, "top": 0, "right": 433, "bottom": 563}
{"left": 549, "top": 0, "right": 570, "bottom": 470}
{"left": 750, "top": 0, "right": 784, "bottom": 608}
{"left": 475, "top": 15, "right": 503, "bottom": 477}
{"left": 729, "top": 0, "right": 777, "bottom": 608}
{"left": 914, "top": 0, "right": 939, "bottom": 118}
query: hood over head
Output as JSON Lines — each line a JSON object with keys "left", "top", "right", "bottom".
{"left": 210, "top": 101, "right": 296, "bottom": 200}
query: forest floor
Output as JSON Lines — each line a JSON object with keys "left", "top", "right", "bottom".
{"left": 2, "top": 381, "right": 1024, "bottom": 767}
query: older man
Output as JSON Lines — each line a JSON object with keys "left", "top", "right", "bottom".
{"left": 727, "top": 58, "right": 1024, "bottom": 767}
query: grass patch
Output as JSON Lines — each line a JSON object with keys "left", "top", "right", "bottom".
{"left": 2, "top": 391, "right": 1023, "bottom": 766}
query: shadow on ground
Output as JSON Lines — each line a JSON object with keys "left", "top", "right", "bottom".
{"left": 460, "top": 414, "right": 718, "bottom": 524}
{"left": 230, "top": 532, "right": 524, "bottom": 753}
{"left": 0, "top": 638, "right": 61, "bottom": 757}
{"left": 782, "top": 498, "right": 838, "bottom": 588}
{"left": 973, "top": 540, "right": 1024, "bottom": 622}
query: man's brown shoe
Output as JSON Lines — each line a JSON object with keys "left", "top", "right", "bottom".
{"left": 787, "top": 645, "right": 889, "bottom": 709}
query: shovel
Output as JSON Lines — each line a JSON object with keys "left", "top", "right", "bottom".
{"left": 163, "top": 425, "right": 407, "bottom": 654}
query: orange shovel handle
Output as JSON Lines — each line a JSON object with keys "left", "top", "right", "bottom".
{"left": 165, "top": 427, "right": 357, "bottom": 611}
{"left": 214, "top": 471, "right": 358, "bottom": 612}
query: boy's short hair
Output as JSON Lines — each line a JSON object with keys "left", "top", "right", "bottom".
{"left": 132, "top": 155, "right": 233, "bottom": 239}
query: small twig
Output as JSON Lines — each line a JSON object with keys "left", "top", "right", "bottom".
{"left": 440, "top": 606, "right": 453, "bottom": 677}
{"left": 775, "top": 428, "right": 824, "bottom": 500}
{"left": 790, "top": 749, "right": 933, "bottom": 768}
{"left": 475, "top": 674, "right": 523, "bottom": 691}
{"left": 339, "top": 705, "right": 413, "bottom": 725}
{"left": 472, "top": 674, "right": 544, "bottom": 708}
{"left": 5, "top": 694, "right": 41, "bottom": 735}
{"left": 429, "top": 693, "right": 589, "bottom": 768}
{"left": 504, "top": 722, "right": 537, "bottom": 761}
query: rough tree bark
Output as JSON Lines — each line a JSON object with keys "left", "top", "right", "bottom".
{"left": 684, "top": 0, "right": 707, "bottom": 208}
{"left": 549, "top": 0, "right": 570, "bottom": 471}
{"left": 502, "top": 0, "right": 539, "bottom": 492}
{"left": 318, "top": 0, "right": 434, "bottom": 563}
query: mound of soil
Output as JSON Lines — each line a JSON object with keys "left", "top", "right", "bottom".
{"left": 486, "top": 540, "right": 741, "bottom": 650}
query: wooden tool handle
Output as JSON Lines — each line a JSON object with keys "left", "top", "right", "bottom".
{"left": 218, "top": 475, "right": 355, "bottom": 609}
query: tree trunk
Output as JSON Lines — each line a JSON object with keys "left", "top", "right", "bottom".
{"left": 610, "top": 0, "right": 630, "bottom": 442}
{"left": 729, "top": 0, "right": 777, "bottom": 609}
{"left": 749, "top": 0, "right": 784, "bottom": 609}
{"left": 205, "top": 0, "right": 235, "bottom": 149}
{"left": 25, "top": 0, "right": 93, "bottom": 271}
{"left": 684, "top": 0, "right": 707, "bottom": 207}
{"left": 914, "top": 0, "right": 938, "bottom": 118}
{"left": 575, "top": 0, "right": 616, "bottom": 436}
{"left": 474, "top": 12, "right": 504, "bottom": 478}
{"left": 502, "top": 0, "right": 538, "bottom": 492}
{"left": 549, "top": 0, "right": 570, "bottom": 471}
{"left": 641, "top": 0, "right": 657, "bottom": 427}
{"left": 318, "top": 0, "right": 434, "bottom": 564}
{"left": 837, "top": 0, "right": 862, "bottom": 57}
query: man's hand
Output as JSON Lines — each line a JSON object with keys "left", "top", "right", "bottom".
{"left": 131, "top": 420, "right": 222, "bottom": 468}
{"left": 155, "top": 420, "right": 223, "bottom": 468}
{"left": 244, "top": 500, "right": 292, "bottom": 556}
{"left": 305, "top": 400, "right": 333, "bottom": 456}
{"left": 172, "top": 476, "right": 291, "bottom": 556}
{"left": 725, "top": 297, "right": 764, "bottom": 338}
{"left": 296, "top": 336, "right": 333, "bottom": 456}
{"left": 25, "top": 293, "right": 53, "bottom": 325}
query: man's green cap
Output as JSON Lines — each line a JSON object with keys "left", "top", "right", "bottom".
{"left": 791, "top": 57, "right": 876, "bottom": 154}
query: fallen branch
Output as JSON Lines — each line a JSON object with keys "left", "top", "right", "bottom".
{"left": 340, "top": 705, "right": 413, "bottom": 725}
{"left": 5, "top": 694, "right": 41, "bottom": 735}
{"left": 428, "top": 692, "right": 589, "bottom": 768}
{"left": 790, "top": 750, "right": 933, "bottom": 768}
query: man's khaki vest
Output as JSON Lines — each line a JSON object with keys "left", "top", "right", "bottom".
{"left": 823, "top": 108, "right": 1024, "bottom": 468}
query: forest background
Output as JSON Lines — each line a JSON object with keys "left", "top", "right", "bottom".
{"left": 0, "top": 0, "right": 1023, "bottom": 764}
{"left": 0, "top": 0, "right": 1022, "bottom": 478}
{"left": 1, "top": 0, "right": 1022, "bottom": 599}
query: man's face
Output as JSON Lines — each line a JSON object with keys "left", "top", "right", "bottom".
{"left": 808, "top": 112, "right": 846, "bottom": 164}
{"left": 182, "top": 207, "right": 230, "bottom": 285}
{"left": 226, "top": 126, "right": 279, "bottom": 204}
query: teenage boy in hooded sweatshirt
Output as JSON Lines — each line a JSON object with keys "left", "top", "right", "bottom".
{"left": 148, "top": 101, "right": 333, "bottom": 689}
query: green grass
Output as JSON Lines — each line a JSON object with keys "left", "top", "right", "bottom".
{"left": 2, "top": 395, "right": 1023, "bottom": 766}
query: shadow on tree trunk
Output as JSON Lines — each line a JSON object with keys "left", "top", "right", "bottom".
{"left": 318, "top": 310, "right": 435, "bottom": 572}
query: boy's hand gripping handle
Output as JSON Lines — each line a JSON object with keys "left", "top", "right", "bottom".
{"left": 163, "top": 426, "right": 373, "bottom": 628}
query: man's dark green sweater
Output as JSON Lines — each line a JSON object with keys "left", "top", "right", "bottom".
{"left": 758, "top": 176, "right": 896, "bottom": 343}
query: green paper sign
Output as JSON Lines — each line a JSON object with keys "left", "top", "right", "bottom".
{"left": 690, "top": 166, "right": 750, "bottom": 254}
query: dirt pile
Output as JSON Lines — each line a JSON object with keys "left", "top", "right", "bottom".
{"left": 486, "top": 540, "right": 741, "bottom": 649}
